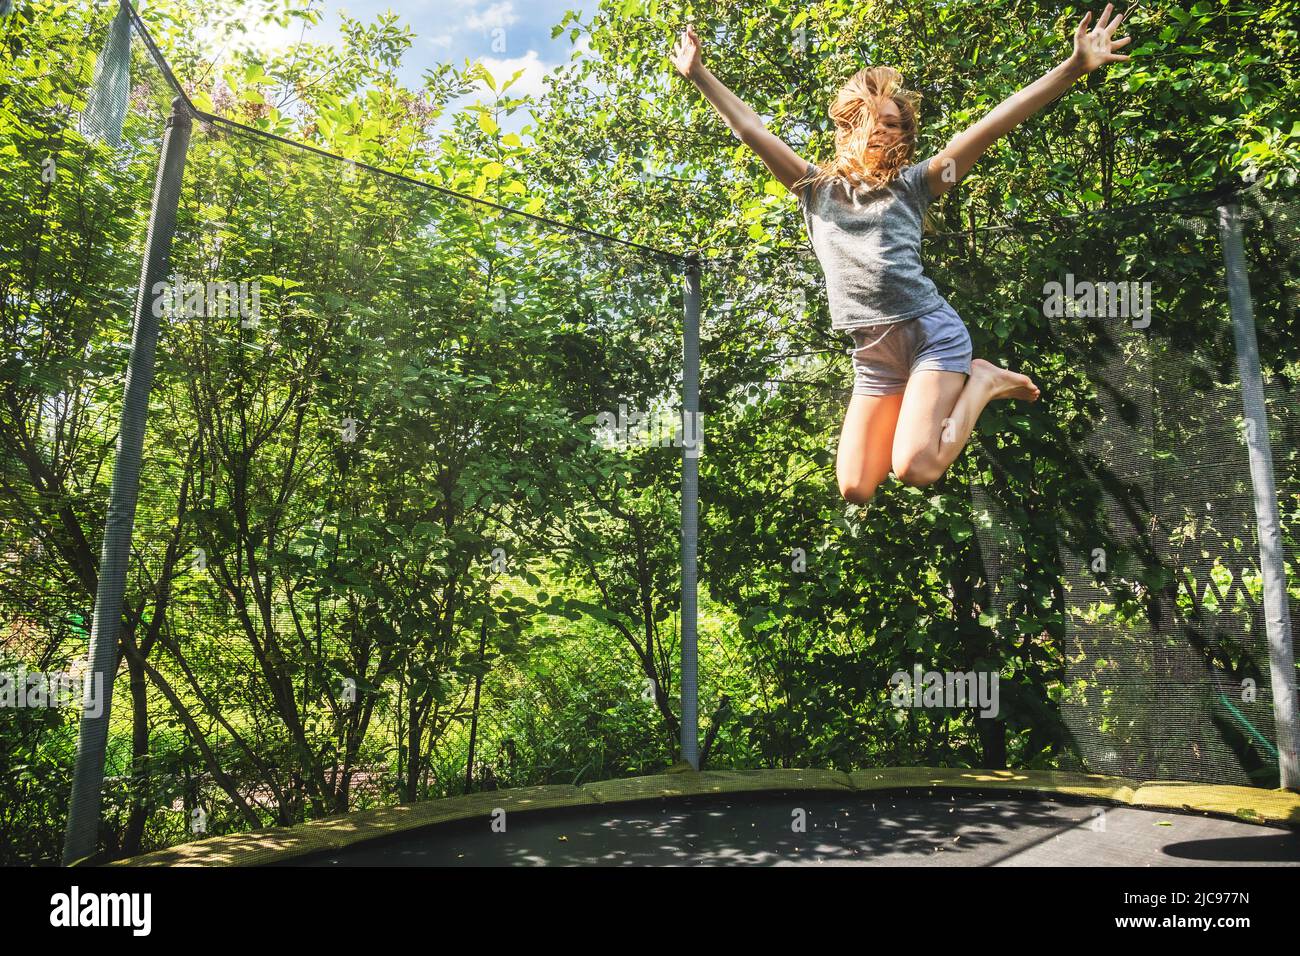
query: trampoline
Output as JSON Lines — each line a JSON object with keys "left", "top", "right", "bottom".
{"left": 114, "top": 769, "right": 1300, "bottom": 867}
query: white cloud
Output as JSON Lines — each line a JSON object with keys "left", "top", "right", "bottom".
{"left": 472, "top": 49, "right": 549, "bottom": 100}
{"left": 465, "top": 2, "right": 519, "bottom": 33}
{"left": 192, "top": 14, "right": 310, "bottom": 65}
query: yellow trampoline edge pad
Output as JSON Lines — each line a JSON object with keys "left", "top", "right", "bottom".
{"left": 108, "top": 767, "right": 1300, "bottom": 867}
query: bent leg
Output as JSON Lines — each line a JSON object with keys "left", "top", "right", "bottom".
{"left": 891, "top": 370, "right": 974, "bottom": 487}
{"left": 837, "top": 392, "right": 905, "bottom": 503}
{"left": 893, "top": 360, "right": 1040, "bottom": 486}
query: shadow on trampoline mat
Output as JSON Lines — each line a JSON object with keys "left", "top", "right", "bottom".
{"left": 275, "top": 788, "right": 1300, "bottom": 867}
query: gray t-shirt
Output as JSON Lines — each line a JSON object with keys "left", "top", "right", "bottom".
{"left": 798, "top": 157, "right": 945, "bottom": 330}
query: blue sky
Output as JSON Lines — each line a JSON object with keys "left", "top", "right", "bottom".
{"left": 216, "top": 0, "right": 604, "bottom": 127}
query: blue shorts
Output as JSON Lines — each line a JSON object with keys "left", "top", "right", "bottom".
{"left": 845, "top": 301, "right": 973, "bottom": 397}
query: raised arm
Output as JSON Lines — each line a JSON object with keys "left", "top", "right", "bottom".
{"left": 671, "top": 26, "right": 809, "bottom": 195}
{"left": 925, "top": 4, "right": 1132, "bottom": 199}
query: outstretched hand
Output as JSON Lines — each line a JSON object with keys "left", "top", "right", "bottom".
{"left": 671, "top": 25, "right": 703, "bottom": 79}
{"left": 1068, "top": 3, "right": 1132, "bottom": 74}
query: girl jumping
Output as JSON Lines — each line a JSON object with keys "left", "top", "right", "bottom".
{"left": 672, "top": 6, "right": 1130, "bottom": 502}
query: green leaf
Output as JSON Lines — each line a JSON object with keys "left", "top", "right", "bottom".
{"left": 501, "top": 68, "right": 526, "bottom": 93}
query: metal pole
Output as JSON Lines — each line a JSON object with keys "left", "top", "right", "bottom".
{"left": 63, "top": 97, "right": 193, "bottom": 864}
{"left": 1218, "top": 201, "right": 1300, "bottom": 791}
{"left": 680, "top": 254, "right": 701, "bottom": 769}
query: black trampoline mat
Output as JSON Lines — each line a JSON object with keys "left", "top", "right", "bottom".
{"left": 284, "top": 791, "right": 1300, "bottom": 867}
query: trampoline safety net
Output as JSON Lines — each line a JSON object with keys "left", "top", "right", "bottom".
{"left": 959, "top": 197, "right": 1300, "bottom": 788}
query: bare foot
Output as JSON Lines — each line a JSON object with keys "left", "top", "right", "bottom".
{"left": 970, "top": 358, "right": 1040, "bottom": 401}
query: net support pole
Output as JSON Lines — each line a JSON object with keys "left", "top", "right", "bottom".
{"left": 63, "top": 97, "right": 193, "bottom": 865}
{"left": 680, "top": 254, "right": 701, "bottom": 769}
{"left": 1218, "top": 201, "right": 1300, "bottom": 791}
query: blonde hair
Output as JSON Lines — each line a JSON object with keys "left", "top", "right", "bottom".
{"left": 796, "top": 66, "right": 922, "bottom": 196}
